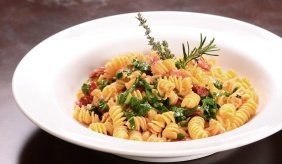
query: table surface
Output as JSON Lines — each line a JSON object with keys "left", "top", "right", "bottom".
{"left": 1, "top": 0, "right": 282, "bottom": 163}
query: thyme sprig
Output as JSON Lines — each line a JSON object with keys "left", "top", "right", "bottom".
{"left": 176, "top": 34, "right": 219, "bottom": 69}
{"left": 136, "top": 13, "right": 174, "bottom": 60}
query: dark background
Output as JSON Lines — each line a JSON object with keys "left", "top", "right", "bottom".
{"left": 1, "top": 0, "right": 281, "bottom": 163}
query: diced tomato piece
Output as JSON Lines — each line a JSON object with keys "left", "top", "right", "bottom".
{"left": 192, "top": 84, "right": 209, "bottom": 97}
{"left": 89, "top": 81, "right": 97, "bottom": 93}
{"left": 197, "top": 58, "right": 210, "bottom": 71}
{"left": 79, "top": 95, "right": 93, "bottom": 106}
{"left": 89, "top": 67, "right": 105, "bottom": 78}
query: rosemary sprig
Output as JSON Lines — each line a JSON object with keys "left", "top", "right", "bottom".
{"left": 136, "top": 13, "right": 174, "bottom": 60}
{"left": 175, "top": 34, "right": 219, "bottom": 69}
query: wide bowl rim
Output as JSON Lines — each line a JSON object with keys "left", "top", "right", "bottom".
{"left": 12, "top": 11, "right": 282, "bottom": 157}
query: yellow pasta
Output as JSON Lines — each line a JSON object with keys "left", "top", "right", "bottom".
{"left": 162, "top": 123, "right": 180, "bottom": 140}
{"left": 181, "top": 91, "right": 201, "bottom": 108}
{"left": 73, "top": 105, "right": 99, "bottom": 125}
{"left": 89, "top": 123, "right": 107, "bottom": 135}
{"left": 73, "top": 33, "right": 258, "bottom": 142}
{"left": 188, "top": 116, "right": 209, "bottom": 139}
{"left": 109, "top": 105, "right": 126, "bottom": 128}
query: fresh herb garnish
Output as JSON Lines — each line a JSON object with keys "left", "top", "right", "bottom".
{"left": 214, "top": 79, "right": 223, "bottom": 90}
{"left": 177, "top": 133, "right": 185, "bottom": 140}
{"left": 116, "top": 72, "right": 123, "bottom": 79}
{"left": 171, "top": 106, "right": 196, "bottom": 122}
{"left": 132, "top": 59, "right": 151, "bottom": 74}
{"left": 136, "top": 13, "right": 174, "bottom": 60}
{"left": 128, "top": 117, "right": 136, "bottom": 130}
{"left": 98, "top": 100, "right": 108, "bottom": 111}
{"left": 201, "top": 96, "right": 218, "bottom": 120}
{"left": 118, "top": 77, "right": 140, "bottom": 105}
{"left": 178, "top": 120, "right": 188, "bottom": 127}
{"left": 176, "top": 35, "right": 219, "bottom": 69}
{"left": 97, "top": 80, "right": 108, "bottom": 90}
{"left": 124, "top": 111, "right": 135, "bottom": 120}
{"left": 81, "top": 83, "right": 90, "bottom": 95}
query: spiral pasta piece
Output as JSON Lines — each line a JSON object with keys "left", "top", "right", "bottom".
{"left": 162, "top": 123, "right": 180, "bottom": 140}
{"left": 89, "top": 123, "right": 107, "bottom": 135}
{"left": 166, "top": 76, "right": 192, "bottom": 96}
{"left": 109, "top": 105, "right": 126, "bottom": 128}
{"left": 205, "top": 119, "right": 225, "bottom": 136}
{"left": 188, "top": 116, "right": 209, "bottom": 139}
{"left": 167, "top": 91, "right": 178, "bottom": 105}
{"left": 231, "top": 99, "right": 257, "bottom": 128}
{"left": 151, "top": 59, "right": 177, "bottom": 75}
{"left": 91, "top": 89, "right": 103, "bottom": 105}
{"left": 129, "top": 131, "right": 143, "bottom": 141}
{"left": 102, "top": 85, "right": 117, "bottom": 101}
{"left": 104, "top": 54, "right": 135, "bottom": 79}
{"left": 142, "top": 131, "right": 167, "bottom": 142}
{"left": 113, "top": 125, "right": 129, "bottom": 139}
{"left": 181, "top": 91, "right": 201, "bottom": 108}
{"left": 157, "top": 79, "right": 175, "bottom": 97}
{"left": 126, "top": 116, "right": 147, "bottom": 132}
{"left": 73, "top": 105, "right": 100, "bottom": 125}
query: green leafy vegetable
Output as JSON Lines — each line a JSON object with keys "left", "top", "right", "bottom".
{"left": 97, "top": 80, "right": 108, "bottom": 90}
{"left": 201, "top": 96, "right": 218, "bottom": 120}
{"left": 81, "top": 83, "right": 90, "bottom": 95}
{"left": 177, "top": 133, "right": 185, "bottom": 140}
{"left": 214, "top": 79, "right": 223, "bottom": 90}
{"left": 178, "top": 120, "right": 188, "bottom": 127}
{"left": 98, "top": 100, "right": 108, "bottom": 111}
{"left": 124, "top": 111, "right": 135, "bottom": 120}
{"left": 132, "top": 59, "right": 151, "bottom": 74}
{"left": 176, "top": 35, "right": 219, "bottom": 69}
{"left": 128, "top": 117, "right": 136, "bottom": 130}
{"left": 136, "top": 13, "right": 174, "bottom": 60}
{"left": 171, "top": 106, "right": 196, "bottom": 122}
{"left": 118, "top": 77, "right": 140, "bottom": 105}
{"left": 116, "top": 72, "right": 123, "bottom": 79}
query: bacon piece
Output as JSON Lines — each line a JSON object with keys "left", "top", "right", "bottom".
{"left": 192, "top": 84, "right": 209, "bottom": 97}
{"left": 197, "top": 58, "right": 210, "bottom": 71}
{"left": 78, "top": 95, "right": 93, "bottom": 106}
{"left": 147, "top": 54, "right": 160, "bottom": 64}
{"left": 89, "top": 67, "right": 105, "bottom": 78}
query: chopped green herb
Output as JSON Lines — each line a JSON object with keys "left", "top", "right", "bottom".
{"left": 177, "top": 133, "right": 185, "bottom": 140}
{"left": 97, "top": 80, "right": 108, "bottom": 90}
{"left": 138, "top": 103, "right": 152, "bottom": 116}
{"left": 128, "top": 117, "right": 136, "bottom": 130}
{"left": 178, "top": 120, "right": 188, "bottom": 127}
{"left": 118, "top": 77, "right": 140, "bottom": 105}
{"left": 81, "top": 83, "right": 90, "bottom": 95}
{"left": 116, "top": 72, "right": 123, "bottom": 79}
{"left": 201, "top": 96, "right": 218, "bottom": 120}
{"left": 124, "top": 111, "right": 135, "bottom": 120}
{"left": 171, "top": 106, "right": 196, "bottom": 122}
{"left": 132, "top": 59, "right": 151, "bottom": 74}
{"left": 98, "top": 100, "right": 108, "bottom": 111}
{"left": 214, "top": 80, "right": 223, "bottom": 89}
{"left": 123, "top": 69, "right": 132, "bottom": 76}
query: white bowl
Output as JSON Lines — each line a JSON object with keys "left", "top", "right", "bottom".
{"left": 12, "top": 11, "right": 282, "bottom": 162}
